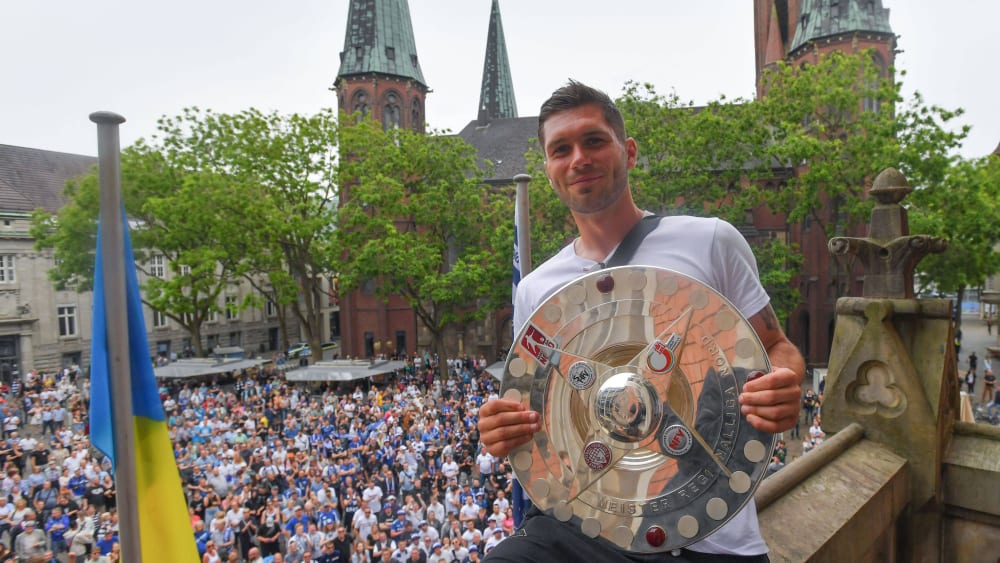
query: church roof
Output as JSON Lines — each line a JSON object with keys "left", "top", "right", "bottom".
{"left": 476, "top": 0, "right": 518, "bottom": 123}
{"left": 337, "top": 0, "right": 426, "bottom": 87}
{"left": 0, "top": 144, "right": 95, "bottom": 214}
{"left": 789, "top": 0, "right": 893, "bottom": 56}
{"left": 457, "top": 117, "right": 537, "bottom": 185}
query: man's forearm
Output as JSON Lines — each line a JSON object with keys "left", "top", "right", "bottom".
{"left": 767, "top": 340, "right": 805, "bottom": 383}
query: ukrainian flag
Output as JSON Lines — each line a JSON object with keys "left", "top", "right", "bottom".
{"left": 90, "top": 215, "right": 199, "bottom": 562}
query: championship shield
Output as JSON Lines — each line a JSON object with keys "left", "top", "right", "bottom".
{"left": 501, "top": 266, "right": 774, "bottom": 553}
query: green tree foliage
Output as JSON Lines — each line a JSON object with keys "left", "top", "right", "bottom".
{"left": 150, "top": 107, "right": 341, "bottom": 359}
{"left": 336, "top": 117, "right": 513, "bottom": 359}
{"left": 520, "top": 51, "right": 968, "bottom": 324}
{"left": 32, "top": 108, "right": 342, "bottom": 357}
{"left": 748, "top": 54, "right": 965, "bottom": 235}
{"left": 619, "top": 83, "right": 771, "bottom": 222}
{"left": 31, "top": 144, "right": 241, "bottom": 356}
{"left": 910, "top": 155, "right": 1000, "bottom": 323}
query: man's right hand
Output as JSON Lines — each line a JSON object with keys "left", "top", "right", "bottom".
{"left": 477, "top": 399, "right": 540, "bottom": 458}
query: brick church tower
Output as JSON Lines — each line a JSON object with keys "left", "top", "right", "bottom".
{"left": 752, "top": 0, "right": 895, "bottom": 365}
{"left": 333, "top": 0, "right": 427, "bottom": 360}
{"left": 754, "top": 0, "right": 895, "bottom": 98}
{"left": 334, "top": 0, "right": 428, "bottom": 132}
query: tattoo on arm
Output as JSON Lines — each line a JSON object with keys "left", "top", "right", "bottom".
{"left": 761, "top": 305, "right": 779, "bottom": 331}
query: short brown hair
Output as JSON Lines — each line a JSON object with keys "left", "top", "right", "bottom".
{"left": 538, "top": 80, "right": 626, "bottom": 147}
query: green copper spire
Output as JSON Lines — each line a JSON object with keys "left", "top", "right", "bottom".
{"left": 337, "top": 0, "right": 426, "bottom": 86}
{"left": 477, "top": 0, "right": 517, "bottom": 123}
{"left": 789, "top": 0, "right": 893, "bottom": 56}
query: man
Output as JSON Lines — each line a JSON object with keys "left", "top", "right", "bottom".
{"left": 256, "top": 514, "right": 282, "bottom": 556}
{"left": 351, "top": 505, "right": 377, "bottom": 543}
{"left": 85, "top": 545, "right": 110, "bottom": 563}
{"left": 477, "top": 81, "right": 805, "bottom": 562}
{"left": 330, "top": 526, "right": 353, "bottom": 563}
{"left": 45, "top": 505, "right": 70, "bottom": 554}
{"left": 15, "top": 519, "right": 47, "bottom": 561}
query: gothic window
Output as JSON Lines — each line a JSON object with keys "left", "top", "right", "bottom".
{"left": 382, "top": 91, "right": 401, "bottom": 130}
{"left": 351, "top": 89, "right": 370, "bottom": 118}
{"left": 863, "top": 52, "right": 887, "bottom": 114}
{"left": 410, "top": 98, "right": 422, "bottom": 130}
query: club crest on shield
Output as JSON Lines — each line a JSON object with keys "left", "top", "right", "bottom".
{"left": 646, "top": 334, "right": 681, "bottom": 374}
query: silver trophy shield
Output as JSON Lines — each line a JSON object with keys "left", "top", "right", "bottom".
{"left": 501, "top": 266, "right": 774, "bottom": 553}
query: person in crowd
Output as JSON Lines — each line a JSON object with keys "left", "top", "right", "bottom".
{"left": 15, "top": 520, "right": 47, "bottom": 561}
{"left": 983, "top": 356, "right": 996, "bottom": 403}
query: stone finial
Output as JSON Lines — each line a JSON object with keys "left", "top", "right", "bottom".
{"left": 828, "top": 168, "right": 947, "bottom": 299}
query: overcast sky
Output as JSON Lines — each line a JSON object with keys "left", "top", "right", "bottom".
{"left": 4, "top": 1, "right": 996, "bottom": 160}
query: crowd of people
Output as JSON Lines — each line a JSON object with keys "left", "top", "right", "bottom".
{"left": 0, "top": 355, "right": 516, "bottom": 563}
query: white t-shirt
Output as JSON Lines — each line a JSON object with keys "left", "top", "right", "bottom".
{"left": 512, "top": 215, "right": 769, "bottom": 557}
{"left": 476, "top": 452, "right": 495, "bottom": 475}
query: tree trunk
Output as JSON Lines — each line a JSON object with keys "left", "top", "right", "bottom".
{"left": 189, "top": 323, "right": 205, "bottom": 357}
{"left": 955, "top": 286, "right": 966, "bottom": 350}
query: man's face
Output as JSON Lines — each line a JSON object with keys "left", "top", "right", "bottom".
{"left": 542, "top": 104, "right": 636, "bottom": 216}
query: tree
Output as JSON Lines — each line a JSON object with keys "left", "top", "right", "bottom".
{"left": 33, "top": 107, "right": 343, "bottom": 359}
{"left": 31, "top": 144, "right": 243, "bottom": 357}
{"left": 614, "top": 52, "right": 965, "bottom": 307}
{"left": 746, "top": 53, "right": 966, "bottom": 296}
{"left": 335, "top": 117, "right": 513, "bottom": 359}
{"left": 151, "top": 107, "right": 342, "bottom": 360}
{"left": 910, "top": 155, "right": 1000, "bottom": 326}
{"left": 618, "top": 82, "right": 773, "bottom": 222}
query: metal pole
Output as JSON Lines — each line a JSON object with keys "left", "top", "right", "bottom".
{"left": 511, "top": 173, "right": 532, "bottom": 525}
{"left": 514, "top": 173, "right": 532, "bottom": 278}
{"left": 90, "top": 110, "right": 142, "bottom": 563}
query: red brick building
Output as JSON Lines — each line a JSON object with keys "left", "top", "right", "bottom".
{"left": 752, "top": 0, "right": 895, "bottom": 364}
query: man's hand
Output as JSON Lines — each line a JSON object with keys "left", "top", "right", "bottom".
{"left": 739, "top": 367, "right": 802, "bottom": 433}
{"left": 477, "top": 399, "right": 540, "bottom": 458}
{"left": 744, "top": 304, "right": 806, "bottom": 434}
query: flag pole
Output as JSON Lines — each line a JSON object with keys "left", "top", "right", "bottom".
{"left": 90, "top": 111, "right": 142, "bottom": 563}
{"left": 511, "top": 173, "right": 532, "bottom": 526}
{"left": 514, "top": 173, "right": 532, "bottom": 278}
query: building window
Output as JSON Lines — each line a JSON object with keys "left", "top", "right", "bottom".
{"left": 225, "top": 296, "right": 238, "bottom": 321}
{"left": 352, "top": 89, "right": 370, "bottom": 118}
{"left": 179, "top": 264, "right": 191, "bottom": 276}
{"left": 411, "top": 99, "right": 422, "bottom": 131}
{"left": 208, "top": 308, "right": 218, "bottom": 323}
{"left": 265, "top": 298, "right": 277, "bottom": 318}
{"left": 149, "top": 255, "right": 166, "bottom": 278}
{"left": 57, "top": 305, "right": 77, "bottom": 337}
{"left": 153, "top": 309, "right": 168, "bottom": 328}
{"left": 382, "top": 92, "right": 401, "bottom": 130}
{"left": 330, "top": 311, "right": 341, "bottom": 339}
{"left": 385, "top": 46, "right": 395, "bottom": 60}
{"left": 0, "top": 255, "right": 15, "bottom": 283}
{"left": 229, "top": 331, "right": 241, "bottom": 346}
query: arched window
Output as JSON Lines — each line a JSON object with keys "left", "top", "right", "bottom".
{"left": 351, "top": 89, "right": 370, "bottom": 118}
{"left": 863, "top": 52, "right": 887, "bottom": 114}
{"left": 382, "top": 91, "right": 401, "bottom": 130}
{"left": 410, "top": 98, "right": 422, "bottom": 131}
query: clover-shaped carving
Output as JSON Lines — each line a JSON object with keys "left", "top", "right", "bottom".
{"left": 846, "top": 360, "right": 907, "bottom": 418}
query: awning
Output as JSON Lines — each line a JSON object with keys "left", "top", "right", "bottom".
{"left": 284, "top": 360, "right": 406, "bottom": 382}
{"left": 486, "top": 361, "right": 505, "bottom": 381}
{"left": 154, "top": 358, "right": 268, "bottom": 379}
